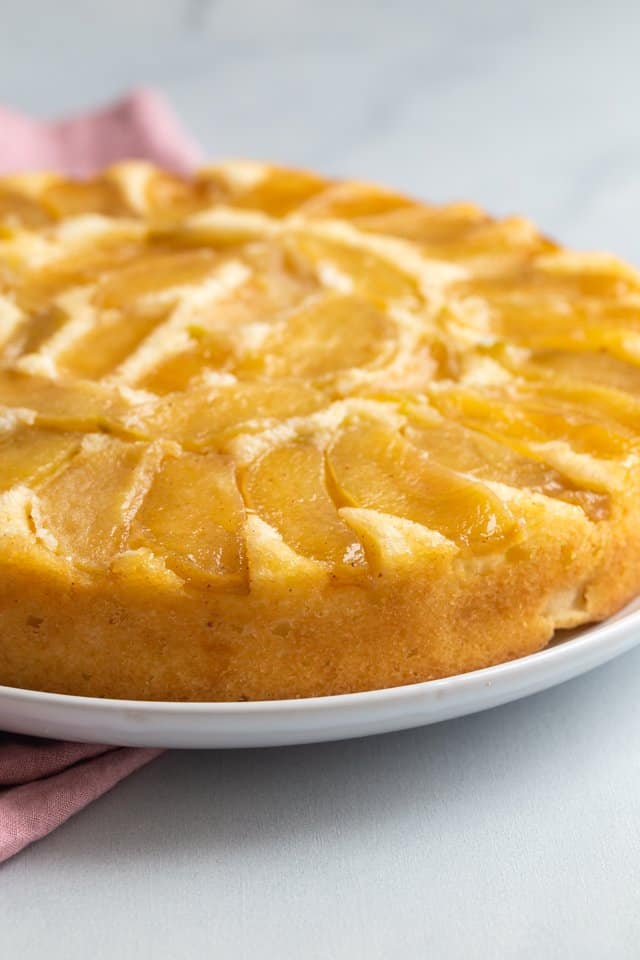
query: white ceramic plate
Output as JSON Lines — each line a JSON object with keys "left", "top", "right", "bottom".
{"left": 2, "top": 598, "right": 640, "bottom": 748}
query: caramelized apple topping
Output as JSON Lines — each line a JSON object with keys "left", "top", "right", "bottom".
{"left": 0, "top": 161, "right": 637, "bottom": 582}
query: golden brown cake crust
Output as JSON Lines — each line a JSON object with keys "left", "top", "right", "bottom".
{"left": 1, "top": 161, "right": 640, "bottom": 700}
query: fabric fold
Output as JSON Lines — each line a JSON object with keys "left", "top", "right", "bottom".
{"left": 0, "top": 745, "right": 162, "bottom": 862}
{"left": 0, "top": 87, "right": 202, "bottom": 176}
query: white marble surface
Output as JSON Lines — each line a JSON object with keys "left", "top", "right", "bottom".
{"left": 2, "top": 1, "right": 640, "bottom": 956}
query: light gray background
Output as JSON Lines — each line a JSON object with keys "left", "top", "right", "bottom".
{"left": 2, "top": 1, "right": 640, "bottom": 956}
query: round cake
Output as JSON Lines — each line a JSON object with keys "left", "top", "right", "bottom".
{"left": 0, "top": 160, "right": 639, "bottom": 701}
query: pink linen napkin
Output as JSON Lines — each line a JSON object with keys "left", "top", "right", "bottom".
{"left": 0, "top": 88, "right": 203, "bottom": 863}
{"left": 0, "top": 87, "right": 202, "bottom": 176}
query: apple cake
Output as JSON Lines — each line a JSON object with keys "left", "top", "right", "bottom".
{"left": 0, "top": 160, "right": 639, "bottom": 701}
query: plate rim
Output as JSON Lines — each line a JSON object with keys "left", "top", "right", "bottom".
{"left": 3, "top": 599, "right": 640, "bottom": 716}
